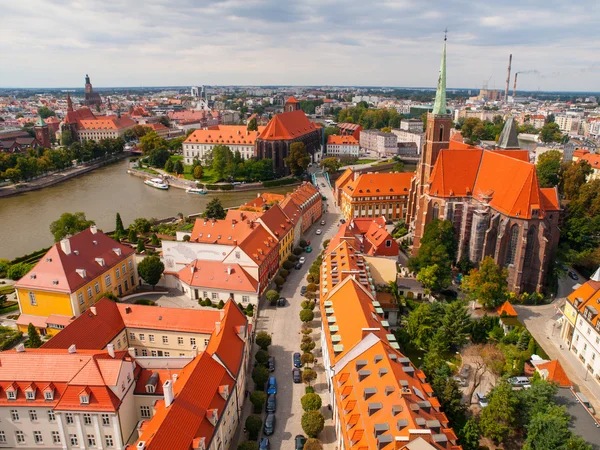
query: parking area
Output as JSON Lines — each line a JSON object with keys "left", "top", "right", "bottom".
{"left": 555, "top": 388, "right": 600, "bottom": 449}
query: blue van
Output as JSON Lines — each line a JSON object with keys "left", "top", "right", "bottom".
{"left": 267, "top": 377, "right": 277, "bottom": 395}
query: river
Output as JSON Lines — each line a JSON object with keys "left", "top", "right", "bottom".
{"left": 0, "top": 159, "right": 294, "bottom": 260}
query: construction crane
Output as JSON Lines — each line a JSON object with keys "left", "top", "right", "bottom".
{"left": 482, "top": 76, "right": 492, "bottom": 90}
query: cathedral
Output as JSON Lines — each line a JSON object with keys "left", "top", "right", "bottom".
{"left": 83, "top": 74, "right": 102, "bottom": 108}
{"left": 406, "top": 38, "right": 560, "bottom": 294}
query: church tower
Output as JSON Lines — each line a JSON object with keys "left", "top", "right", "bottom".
{"left": 284, "top": 96, "right": 300, "bottom": 113}
{"left": 85, "top": 74, "right": 92, "bottom": 94}
{"left": 66, "top": 93, "right": 74, "bottom": 112}
{"left": 407, "top": 36, "right": 452, "bottom": 252}
{"left": 34, "top": 116, "right": 51, "bottom": 148}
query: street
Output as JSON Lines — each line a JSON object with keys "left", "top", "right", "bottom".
{"left": 234, "top": 172, "right": 341, "bottom": 449}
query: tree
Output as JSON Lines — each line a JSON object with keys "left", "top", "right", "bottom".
{"left": 302, "top": 368, "right": 317, "bottom": 386}
{"left": 301, "top": 393, "right": 322, "bottom": 411}
{"left": 150, "top": 233, "right": 159, "bottom": 246}
{"left": 137, "top": 255, "right": 164, "bottom": 288}
{"left": 416, "top": 264, "right": 448, "bottom": 292}
{"left": 247, "top": 117, "right": 258, "bottom": 131}
{"left": 266, "top": 289, "right": 279, "bottom": 305}
{"left": 164, "top": 159, "right": 174, "bottom": 172}
{"left": 4, "top": 167, "right": 21, "bottom": 183}
{"left": 252, "top": 365, "right": 269, "bottom": 390}
{"left": 463, "top": 256, "right": 509, "bottom": 308}
{"left": 115, "top": 213, "right": 125, "bottom": 236}
{"left": 440, "top": 301, "right": 472, "bottom": 349}
{"left": 301, "top": 352, "right": 315, "bottom": 366}
{"left": 431, "top": 375, "right": 465, "bottom": 426}
{"left": 147, "top": 148, "right": 171, "bottom": 168}
{"left": 211, "top": 145, "right": 233, "bottom": 180}
{"left": 49, "top": 212, "right": 95, "bottom": 242}
{"left": 285, "top": 142, "right": 310, "bottom": 176}
{"left": 306, "top": 283, "right": 317, "bottom": 293}
{"left": 140, "top": 131, "right": 167, "bottom": 155}
{"left": 274, "top": 276, "right": 285, "bottom": 287}
{"left": 516, "top": 379, "right": 558, "bottom": 427}
{"left": 320, "top": 157, "right": 342, "bottom": 173}
{"left": 193, "top": 164, "right": 203, "bottom": 179}
{"left": 561, "top": 160, "right": 592, "bottom": 200}
{"left": 406, "top": 302, "right": 444, "bottom": 350}
{"left": 539, "top": 122, "right": 564, "bottom": 143}
{"left": 37, "top": 106, "right": 56, "bottom": 119}
{"left": 304, "top": 439, "right": 323, "bottom": 450}
{"left": 301, "top": 340, "right": 316, "bottom": 353}
{"left": 300, "top": 309, "right": 314, "bottom": 323}
{"left": 255, "top": 331, "right": 272, "bottom": 350}
{"left": 255, "top": 349, "right": 269, "bottom": 365}
{"left": 237, "top": 442, "right": 259, "bottom": 450}
{"left": 464, "top": 343, "right": 505, "bottom": 403}
{"left": 136, "top": 239, "right": 146, "bottom": 253}
{"left": 459, "top": 418, "right": 481, "bottom": 450}
{"left": 301, "top": 410, "right": 325, "bottom": 438}
{"left": 158, "top": 116, "right": 170, "bottom": 128}
{"left": 174, "top": 159, "right": 184, "bottom": 175}
{"left": 7, "top": 262, "right": 34, "bottom": 280}
{"left": 245, "top": 414, "right": 262, "bottom": 440}
{"left": 27, "top": 323, "right": 42, "bottom": 348}
{"left": 249, "top": 390, "right": 267, "bottom": 412}
{"left": 204, "top": 198, "right": 226, "bottom": 219}
{"left": 536, "top": 150, "right": 562, "bottom": 187}
{"left": 128, "top": 227, "right": 138, "bottom": 243}
{"left": 480, "top": 382, "right": 519, "bottom": 443}
{"left": 393, "top": 161, "right": 404, "bottom": 172}
{"left": 61, "top": 129, "right": 73, "bottom": 146}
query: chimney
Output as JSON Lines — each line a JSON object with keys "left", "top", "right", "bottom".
{"left": 107, "top": 343, "right": 115, "bottom": 358}
{"left": 215, "top": 322, "right": 221, "bottom": 334}
{"left": 172, "top": 374, "right": 178, "bottom": 383}
{"left": 68, "top": 344, "right": 76, "bottom": 354}
{"left": 60, "top": 238, "right": 72, "bottom": 255}
{"left": 137, "top": 442, "right": 146, "bottom": 450}
{"left": 227, "top": 266, "right": 232, "bottom": 275}
{"left": 128, "top": 347, "right": 136, "bottom": 358}
{"left": 90, "top": 225, "right": 98, "bottom": 234}
{"left": 513, "top": 72, "right": 518, "bottom": 98}
{"left": 16, "top": 343, "right": 25, "bottom": 352}
{"left": 163, "top": 380, "right": 174, "bottom": 407}
{"left": 505, "top": 54, "right": 512, "bottom": 100}
{"left": 90, "top": 306, "right": 97, "bottom": 316}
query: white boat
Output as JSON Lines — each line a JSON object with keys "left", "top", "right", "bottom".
{"left": 144, "top": 178, "right": 169, "bottom": 190}
{"left": 186, "top": 187, "right": 207, "bottom": 195}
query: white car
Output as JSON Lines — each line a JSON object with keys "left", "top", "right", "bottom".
{"left": 299, "top": 257, "right": 306, "bottom": 265}
{"left": 316, "top": 229, "right": 322, "bottom": 235}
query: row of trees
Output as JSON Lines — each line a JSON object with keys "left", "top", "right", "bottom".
{"left": 336, "top": 104, "right": 404, "bottom": 129}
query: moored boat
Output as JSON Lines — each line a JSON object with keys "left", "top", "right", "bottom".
{"left": 144, "top": 178, "right": 169, "bottom": 190}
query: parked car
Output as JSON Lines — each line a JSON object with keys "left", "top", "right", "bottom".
{"left": 305, "top": 246, "right": 313, "bottom": 253}
{"left": 476, "top": 392, "right": 489, "bottom": 407}
{"left": 293, "top": 352, "right": 302, "bottom": 368}
{"left": 268, "top": 357, "right": 275, "bottom": 372}
{"left": 266, "top": 394, "right": 276, "bottom": 413}
{"left": 340, "top": 219, "right": 346, "bottom": 224}
{"left": 295, "top": 435, "right": 307, "bottom": 450}
{"left": 295, "top": 262, "right": 302, "bottom": 270}
{"left": 263, "top": 413, "right": 276, "bottom": 436}
{"left": 293, "top": 368, "right": 302, "bottom": 383}
{"left": 266, "top": 377, "right": 277, "bottom": 395}
{"left": 300, "top": 286, "right": 307, "bottom": 295}
{"left": 259, "top": 438, "right": 270, "bottom": 450}
{"left": 316, "top": 229, "right": 322, "bottom": 235}
{"left": 560, "top": 263, "right": 569, "bottom": 272}
{"left": 576, "top": 392, "right": 595, "bottom": 414}
{"left": 299, "top": 257, "right": 306, "bottom": 265}
{"left": 508, "top": 376, "right": 531, "bottom": 387}
{"left": 320, "top": 220, "right": 326, "bottom": 225}
{"left": 321, "top": 195, "right": 327, "bottom": 200}
{"left": 277, "top": 297, "right": 286, "bottom": 307}
{"left": 459, "top": 364, "right": 471, "bottom": 379}
{"left": 452, "top": 375, "right": 467, "bottom": 387}
{"left": 568, "top": 271, "right": 579, "bottom": 280}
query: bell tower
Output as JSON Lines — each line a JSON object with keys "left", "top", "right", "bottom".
{"left": 407, "top": 35, "right": 452, "bottom": 252}
{"left": 34, "top": 116, "right": 51, "bottom": 148}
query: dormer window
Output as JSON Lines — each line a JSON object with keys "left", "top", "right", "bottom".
{"left": 26, "top": 390, "right": 35, "bottom": 401}
{"left": 7, "top": 391, "right": 16, "bottom": 400}
{"left": 44, "top": 391, "right": 54, "bottom": 401}
{"left": 80, "top": 395, "right": 90, "bottom": 405}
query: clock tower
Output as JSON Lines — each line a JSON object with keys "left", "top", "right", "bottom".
{"left": 34, "top": 115, "right": 51, "bottom": 148}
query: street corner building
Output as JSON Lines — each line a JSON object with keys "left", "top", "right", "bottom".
{"left": 406, "top": 38, "right": 560, "bottom": 294}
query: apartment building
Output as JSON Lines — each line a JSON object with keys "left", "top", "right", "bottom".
{"left": 256, "top": 204, "right": 295, "bottom": 266}
{"left": 182, "top": 125, "right": 265, "bottom": 165}
{"left": 392, "top": 123, "right": 424, "bottom": 156}
{"left": 359, "top": 130, "right": 398, "bottom": 156}
{"left": 282, "top": 182, "right": 322, "bottom": 234}
{"left": 326, "top": 135, "right": 360, "bottom": 157}
{"left": 572, "top": 149, "right": 600, "bottom": 181}
{"left": 14, "top": 227, "right": 137, "bottom": 336}
{"left": 340, "top": 172, "right": 413, "bottom": 221}
{"left": 327, "top": 217, "right": 399, "bottom": 257}
{"left": 337, "top": 123, "right": 363, "bottom": 140}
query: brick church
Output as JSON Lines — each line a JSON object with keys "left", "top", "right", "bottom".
{"left": 406, "top": 38, "right": 560, "bottom": 293}
{"left": 255, "top": 97, "right": 322, "bottom": 175}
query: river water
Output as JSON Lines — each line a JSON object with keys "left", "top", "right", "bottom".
{"left": 0, "top": 159, "right": 294, "bottom": 260}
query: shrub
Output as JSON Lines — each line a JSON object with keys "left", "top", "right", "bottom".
{"left": 255, "top": 349, "right": 269, "bottom": 366}
{"left": 306, "top": 273, "right": 316, "bottom": 284}
{"left": 301, "top": 410, "right": 325, "bottom": 438}
{"left": 306, "top": 283, "right": 317, "bottom": 293}
{"left": 134, "top": 299, "right": 156, "bottom": 306}
{"left": 300, "top": 309, "right": 314, "bottom": 323}
{"left": 217, "top": 300, "right": 225, "bottom": 309}
{"left": 304, "top": 292, "right": 317, "bottom": 301}
{"left": 274, "top": 276, "right": 285, "bottom": 287}
{"left": 305, "top": 386, "right": 315, "bottom": 394}
{"left": 293, "top": 247, "right": 303, "bottom": 256}
{"left": 302, "top": 368, "right": 317, "bottom": 386}
{"left": 300, "top": 239, "right": 308, "bottom": 248}
{"left": 249, "top": 391, "right": 267, "bottom": 413}
{"left": 206, "top": 183, "right": 234, "bottom": 190}
{"left": 301, "top": 393, "right": 322, "bottom": 411}
{"left": 256, "top": 331, "right": 272, "bottom": 350}
{"left": 301, "top": 340, "right": 315, "bottom": 353}
{"left": 283, "top": 261, "right": 294, "bottom": 270}
{"left": 288, "top": 254, "right": 298, "bottom": 262}
{"left": 301, "top": 328, "right": 313, "bottom": 335}
{"left": 237, "top": 442, "right": 259, "bottom": 450}
{"left": 266, "top": 290, "right": 279, "bottom": 306}
{"left": 183, "top": 235, "right": 191, "bottom": 242}
{"left": 7, "top": 262, "right": 34, "bottom": 281}
{"left": 252, "top": 366, "right": 269, "bottom": 390}
{"left": 302, "top": 335, "right": 313, "bottom": 344}
{"left": 245, "top": 414, "right": 263, "bottom": 440}
{"left": 304, "top": 439, "right": 324, "bottom": 450}
{"left": 301, "top": 300, "right": 316, "bottom": 310}
{"left": 301, "top": 352, "right": 315, "bottom": 366}
{"left": 322, "top": 239, "right": 330, "bottom": 249}
{"left": 279, "top": 269, "right": 289, "bottom": 279}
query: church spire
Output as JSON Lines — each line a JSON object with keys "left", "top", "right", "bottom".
{"left": 66, "top": 93, "right": 73, "bottom": 111}
{"left": 431, "top": 34, "right": 447, "bottom": 116}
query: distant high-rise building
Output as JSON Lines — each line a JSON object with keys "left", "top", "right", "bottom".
{"left": 191, "top": 86, "right": 199, "bottom": 97}
{"left": 83, "top": 74, "right": 102, "bottom": 107}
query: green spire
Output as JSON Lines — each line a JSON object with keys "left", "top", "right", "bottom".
{"left": 432, "top": 37, "right": 447, "bottom": 115}
{"left": 35, "top": 115, "right": 46, "bottom": 127}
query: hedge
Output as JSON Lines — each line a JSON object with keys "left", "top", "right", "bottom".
{"left": 205, "top": 184, "right": 234, "bottom": 190}
{"left": 0, "top": 330, "right": 23, "bottom": 350}
{"left": 11, "top": 247, "right": 51, "bottom": 265}
{"left": 263, "top": 177, "right": 298, "bottom": 188}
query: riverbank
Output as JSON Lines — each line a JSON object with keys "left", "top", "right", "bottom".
{"left": 0, "top": 153, "right": 130, "bottom": 198}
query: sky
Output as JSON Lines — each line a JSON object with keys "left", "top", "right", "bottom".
{"left": 1, "top": 0, "right": 599, "bottom": 91}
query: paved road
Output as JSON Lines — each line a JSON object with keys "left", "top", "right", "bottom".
{"left": 234, "top": 175, "right": 341, "bottom": 449}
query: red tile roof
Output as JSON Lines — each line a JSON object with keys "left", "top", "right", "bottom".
{"left": 205, "top": 301, "right": 248, "bottom": 377}
{"left": 14, "top": 228, "right": 134, "bottom": 294}
{"left": 258, "top": 204, "right": 293, "bottom": 240}
{"left": 79, "top": 115, "right": 136, "bottom": 130}
{"left": 184, "top": 125, "right": 265, "bottom": 146}
{"left": 497, "top": 301, "right": 518, "bottom": 317}
{"left": 135, "top": 369, "right": 183, "bottom": 395}
{"left": 328, "top": 135, "right": 359, "bottom": 145}
{"left": 237, "top": 225, "right": 278, "bottom": 265}
{"left": 286, "top": 96, "right": 300, "bottom": 104}
{"left": 258, "top": 110, "right": 318, "bottom": 141}
{"left": 190, "top": 217, "right": 255, "bottom": 245}
{"left": 116, "top": 302, "right": 221, "bottom": 333}
{"left": 177, "top": 260, "right": 258, "bottom": 293}
{"left": 536, "top": 360, "right": 571, "bottom": 387}
{"left": 343, "top": 172, "right": 413, "bottom": 199}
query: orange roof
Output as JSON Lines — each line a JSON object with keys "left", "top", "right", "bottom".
{"left": 237, "top": 225, "right": 278, "bottom": 265}
{"left": 328, "top": 135, "right": 359, "bottom": 145}
{"left": 335, "top": 168, "right": 355, "bottom": 191}
{"left": 540, "top": 187, "right": 560, "bottom": 211}
{"left": 258, "top": 110, "right": 317, "bottom": 141}
{"left": 258, "top": 204, "right": 293, "bottom": 240}
{"left": 135, "top": 369, "right": 182, "bottom": 395}
{"left": 79, "top": 115, "right": 136, "bottom": 130}
{"left": 573, "top": 149, "right": 600, "bottom": 168}
{"left": 428, "top": 149, "right": 556, "bottom": 219}
{"left": 567, "top": 280, "right": 600, "bottom": 327}
{"left": 286, "top": 96, "right": 300, "bottom": 104}
{"left": 205, "top": 301, "right": 248, "bottom": 376}
{"left": 497, "top": 301, "right": 518, "bottom": 317}
{"left": 144, "top": 123, "right": 168, "bottom": 132}
{"left": 184, "top": 125, "right": 265, "bottom": 146}
{"left": 14, "top": 228, "right": 134, "bottom": 294}
{"left": 280, "top": 196, "right": 302, "bottom": 225}
{"left": 491, "top": 149, "right": 530, "bottom": 162}
{"left": 343, "top": 172, "right": 413, "bottom": 199}
{"left": 225, "top": 209, "right": 262, "bottom": 222}
{"left": 190, "top": 217, "right": 255, "bottom": 244}
{"left": 177, "top": 260, "right": 258, "bottom": 293}
{"left": 240, "top": 193, "right": 286, "bottom": 212}
{"left": 536, "top": 360, "right": 571, "bottom": 387}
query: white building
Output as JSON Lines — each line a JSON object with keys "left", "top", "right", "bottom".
{"left": 326, "top": 135, "right": 359, "bottom": 157}
{"left": 556, "top": 114, "right": 584, "bottom": 136}
{"left": 182, "top": 125, "right": 264, "bottom": 165}
{"left": 359, "top": 129, "right": 397, "bottom": 156}
{"left": 391, "top": 124, "right": 424, "bottom": 155}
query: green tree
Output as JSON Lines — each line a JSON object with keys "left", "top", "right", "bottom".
{"left": 204, "top": 198, "right": 226, "bottom": 219}
{"left": 252, "top": 365, "right": 269, "bottom": 390}
{"left": 237, "top": 442, "right": 259, "bottom": 450}
{"left": 301, "top": 352, "right": 315, "bottom": 366}
{"left": 463, "top": 256, "right": 509, "bottom": 308}
{"left": 301, "top": 410, "right": 325, "bottom": 438}
{"left": 61, "top": 129, "right": 74, "bottom": 146}
{"left": 133, "top": 217, "right": 152, "bottom": 233}
{"left": 302, "top": 368, "right": 317, "bottom": 386}
{"left": 211, "top": 145, "right": 233, "bottom": 180}
{"left": 406, "top": 303, "right": 444, "bottom": 350}
{"left": 561, "top": 160, "right": 592, "bottom": 200}
{"left": 480, "top": 381, "right": 519, "bottom": 443}
{"left": 147, "top": 148, "right": 170, "bottom": 168}
{"left": 37, "top": 106, "right": 56, "bottom": 119}
{"left": 303, "top": 439, "right": 323, "bottom": 450}
{"left": 320, "top": 157, "right": 342, "bottom": 173}
{"left": 516, "top": 379, "right": 558, "bottom": 427}
{"left": 136, "top": 239, "right": 146, "bottom": 253}
{"left": 140, "top": 130, "right": 167, "bottom": 155}
{"left": 266, "top": 290, "right": 280, "bottom": 305}
{"left": 523, "top": 404, "right": 586, "bottom": 450}
{"left": 285, "top": 142, "right": 310, "bottom": 176}
{"left": 115, "top": 213, "right": 125, "bottom": 236}
{"left": 255, "top": 331, "right": 272, "bottom": 350}
{"left": 49, "top": 212, "right": 95, "bottom": 242}
{"left": 137, "top": 255, "right": 164, "bottom": 288}
{"left": 7, "top": 262, "right": 34, "bottom": 280}
{"left": 174, "top": 159, "right": 184, "bottom": 175}
{"left": 150, "top": 233, "right": 160, "bottom": 246}
{"left": 300, "top": 309, "right": 314, "bottom": 323}
{"left": 431, "top": 375, "right": 466, "bottom": 426}
{"left": 301, "top": 393, "right": 322, "bottom": 411}
{"left": 249, "top": 390, "right": 267, "bottom": 412}
{"left": 301, "top": 340, "right": 316, "bottom": 353}
{"left": 459, "top": 418, "right": 481, "bottom": 450}
{"left": 416, "top": 264, "right": 449, "bottom": 292}
{"left": 245, "top": 414, "right": 262, "bottom": 440}
{"left": 539, "top": 122, "right": 564, "bottom": 143}
{"left": 193, "top": 164, "right": 203, "bottom": 179}
{"left": 27, "top": 323, "right": 43, "bottom": 348}
{"left": 247, "top": 117, "right": 258, "bottom": 132}
{"left": 158, "top": 116, "right": 170, "bottom": 128}
{"left": 128, "top": 227, "right": 138, "bottom": 243}
{"left": 255, "top": 349, "right": 269, "bottom": 365}
{"left": 440, "top": 301, "right": 472, "bottom": 349}
{"left": 164, "top": 159, "right": 174, "bottom": 172}
{"left": 4, "top": 167, "right": 22, "bottom": 183}
{"left": 536, "top": 150, "right": 562, "bottom": 187}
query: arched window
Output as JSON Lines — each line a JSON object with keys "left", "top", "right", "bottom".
{"left": 505, "top": 224, "right": 519, "bottom": 266}
{"left": 439, "top": 125, "right": 444, "bottom": 142}
{"left": 431, "top": 203, "right": 440, "bottom": 221}
{"left": 523, "top": 226, "right": 537, "bottom": 267}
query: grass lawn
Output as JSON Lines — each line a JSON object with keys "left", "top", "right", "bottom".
{"left": 137, "top": 166, "right": 159, "bottom": 176}
{"left": 167, "top": 156, "right": 220, "bottom": 183}
{"left": 357, "top": 159, "right": 379, "bottom": 164}
{"left": 0, "top": 285, "right": 15, "bottom": 296}
{"left": 0, "top": 302, "right": 19, "bottom": 315}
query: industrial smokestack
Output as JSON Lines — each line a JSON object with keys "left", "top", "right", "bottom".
{"left": 513, "top": 73, "right": 518, "bottom": 98}
{"left": 505, "top": 54, "right": 512, "bottom": 101}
